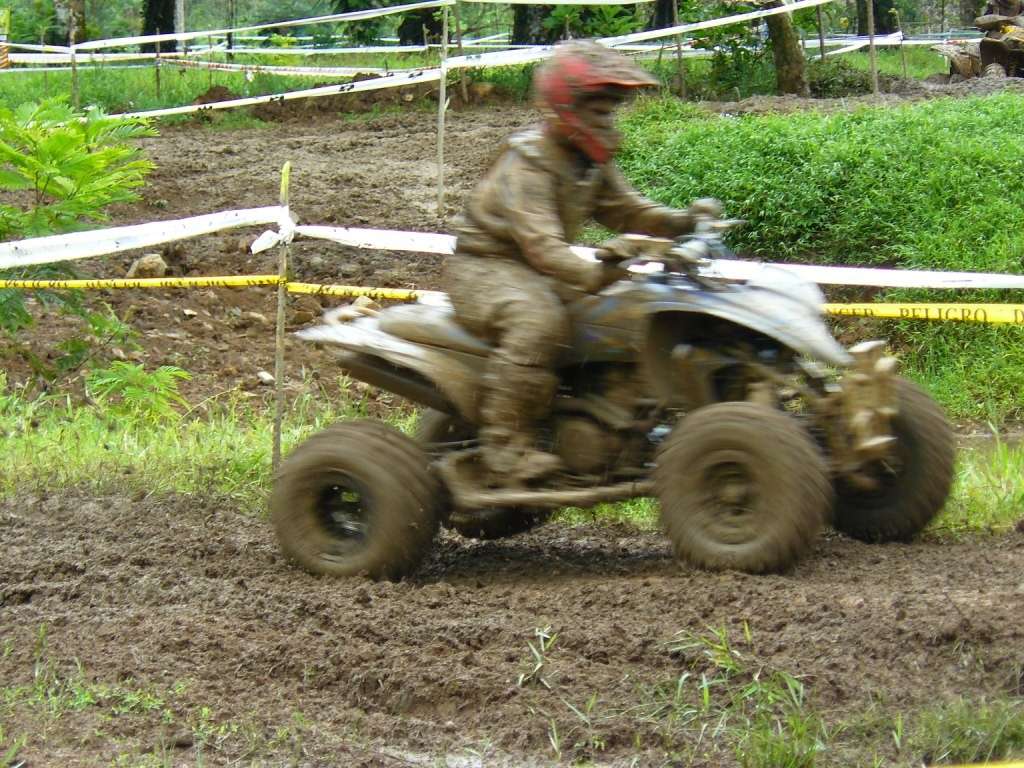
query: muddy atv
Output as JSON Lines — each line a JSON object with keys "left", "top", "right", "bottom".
{"left": 271, "top": 221, "right": 955, "bottom": 579}
{"left": 934, "top": 15, "right": 1024, "bottom": 78}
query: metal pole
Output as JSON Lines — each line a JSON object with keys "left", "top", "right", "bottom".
{"left": 816, "top": 4, "right": 827, "bottom": 61}
{"left": 671, "top": 0, "right": 687, "bottom": 98}
{"left": 176, "top": 0, "right": 187, "bottom": 56}
{"left": 436, "top": 7, "right": 449, "bottom": 220}
{"left": 453, "top": 0, "right": 469, "bottom": 103}
{"left": 866, "top": 0, "right": 879, "bottom": 94}
{"left": 272, "top": 162, "right": 292, "bottom": 473}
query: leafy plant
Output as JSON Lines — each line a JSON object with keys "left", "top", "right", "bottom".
{"left": 542, "top": 5, "right": 644, "bottom": 38}
{"left": 85, "top": 362, "right": 191, "bottom": 422}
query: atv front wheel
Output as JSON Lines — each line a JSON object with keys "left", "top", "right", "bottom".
{"left": 655, "top": 403, "right": 831, "bottom": 573}
{"left": 416, "top": 409, "right": 552, "bottom": 539}
{"left": 272, "top": 420, "right": 440, "bottom": 579}
{"left": 832, "top": 377, "right": 954, "bottom": 543}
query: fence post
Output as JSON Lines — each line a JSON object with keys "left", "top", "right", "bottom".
{"left": 816, "top": 4, "right": 827, "bottom": 61}
{"left": 866, "top": 0, "right": 879, "bottom": 94}
{"left": 436, "top": 6, "right": 449, "bottom": 221}
{"left": 272, "top": 162, "right": 292, "bottom": 473}
{"left": 671, "top": 0, "right": 687, "bottom": 99}
{"left": 70, "top": 28, "right": 80, "bottom": 111}
{"left": 155, "top": 32, "right": 162, "bottom": 101}
{"left": 453, "top": 0, "right": 469, "bottom": 103}
{"left": 894, "top": 9, "right": 908, "bottom": 80}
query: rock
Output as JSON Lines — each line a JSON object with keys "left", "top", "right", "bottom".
{"left": 182, "top": 309, "right": 198, "bottom": 318}
{"left": 126, "top": 254, "right": 168, "bottom": 279}
{"left": 243, "top": 311, "right": 270, "bottom": 326}
{"left": 256, "top": 370, "right": 275, "bottom": 386}
{"left": 290, "top": 309, "right": 315, "bottom": 326}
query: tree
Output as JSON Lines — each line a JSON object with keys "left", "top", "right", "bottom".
{"left": 53, "top": 0, "right": 86, "bottom": 43}
{"left": 765, "top": 0, "right": 808, "bottom": 95}
{"left": 142, "top": 0, "right": 177, "bottom": 51}
{"left": 856, "top": 0, "right": 898, "bottom": 33}
{"left": 512, "top": 6, "right": 560, "bottom": 44}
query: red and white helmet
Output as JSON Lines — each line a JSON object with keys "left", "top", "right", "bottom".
{"left": 534, "top": 40, "right": 658, "bottom": 164}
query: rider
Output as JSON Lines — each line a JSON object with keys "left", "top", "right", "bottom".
{"left": 443, "top": 40, "right": 721, "bottom": 482}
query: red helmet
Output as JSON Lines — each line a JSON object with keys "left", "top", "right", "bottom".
{"left": 534, "top": 40, "right": 658, "bottom": 164}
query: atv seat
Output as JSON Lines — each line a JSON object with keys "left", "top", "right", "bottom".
{"left": 377, "top": 304, "right": 492, "bottom": 357}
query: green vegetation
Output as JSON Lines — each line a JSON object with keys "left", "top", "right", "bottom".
{"left": 618, "top": 92, "right": 1024, "bottom": 423}
{"left": 518, "top": 623, "right": 1024, "bottom": 765}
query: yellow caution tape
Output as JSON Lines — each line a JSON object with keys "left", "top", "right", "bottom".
{"left": 286, "top": 282, "right": 424, "bottom": 302}
{"left": 825, "top": 303, "right": 1024, "bottom": 325}
{"left": 3, "top": 276, "right": 1024, "bottom": 328}
{"left": 0, "top": 275, "right": 281, "bottom": 290}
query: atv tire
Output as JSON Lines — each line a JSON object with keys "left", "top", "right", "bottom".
{"left": 416, "top": 409, "right": 552, "bottom": 539}
{"left": 272, "top": 420, "right": 439, "bottom": 580}
{"left": 984, "top": 62, "right": 1008, "bottom": 78}
{"left": 655, "top": 402, "right": 831, "bottom": 573}
{"left": 832, "top": 377, "right": 955, "bottom": 543}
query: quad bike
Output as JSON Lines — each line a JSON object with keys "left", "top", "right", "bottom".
{"left": 934, "top": 15, "right": 1024, "bottom": 79}
{"left": 271, "top": 220, "right": 956, "bottom": 580}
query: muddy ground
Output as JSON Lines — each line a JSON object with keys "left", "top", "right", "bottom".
{"left": 1, "top": 492, "right": 1023, "bottom": 766}
{"left": 2, "top": 90, "right": 1024, "bottom": 765}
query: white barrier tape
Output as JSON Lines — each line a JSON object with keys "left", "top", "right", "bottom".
{"left": 108, "top": 67, "right": 443, "bottom": 120}
{"left": 827, "top": 41, "right": 870, "bottom": 55}
{"left": 464, "top": 0, "right": 652, "bottom": 4}
{"left": 223, "top": 45, "right": 430, "bottom": 55}
{"left": 10, "top": 47, "right": 218, "bottom": 65}
{"left": 6, "top": 41, "right": 72, "bottom": 53}
{"left": 1, "top": 64, "right": 156, "bottom": 74}
{"left": 75, "top": 0, "right": 456, "bottom": 52}
{"left": 600, "top": 0, "right": 835, "bottom": 46}
{"left": 0, "top": 207, "right": 281, "bottom": 270}
{"left": 294, "top": 225, "right": 1024, "bottom": 290}
{"left": 251, "top": 209, "right": 299, "bottom": 254}
{"left": 162, "top": 58, "right": 388, "bottom": 77}
{"left": 447, "top": 45, "right": 554, "bottom": 70}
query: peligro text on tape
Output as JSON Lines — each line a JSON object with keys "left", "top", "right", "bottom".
{"left": 287, "top": 282, "right": 427, "bottom": 302}
{"left": 824, "top": 303, "right": 1024, "bottom": 324}
{"left": 0, "top": 275, "right": 281, "bottom": 290}
{"left": 75, "top": 0, "right": 456, "bottom": 52}
{"left": 0, "top": 206, "right": 282, "bottom": 270}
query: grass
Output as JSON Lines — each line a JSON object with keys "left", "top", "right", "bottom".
{"left": 523, "top": 623, "right": 1024, "bottom": 765}
{"left": 616, "top": 92, "right": 1024, "bottom": 423}
{"left": 0, "top": 624, "right": 315, "bottom": 766}
{"left": 843, "top": 46, "right": 950, "bottom": 80}
{"left": 1, "top": 371, "right": 1020, "bottom": 536}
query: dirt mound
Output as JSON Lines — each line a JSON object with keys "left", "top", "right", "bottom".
{"left": 1, "top": 491, "right": 1022, "bottom": 765}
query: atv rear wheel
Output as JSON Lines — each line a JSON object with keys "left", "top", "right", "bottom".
{"left": 272, "top": 420, "right": 440, "bottom": 579}
{"left": 655, "top": 403, "right": 831, "bottom": 573}
{"left": 832, "top": 377, "right": 954, "bottom": 543}
{"left": 984, "top": 62, "right": 1008, "bottom": 77}
{"left": 416, "top": 409, "right": 552, "bottom": 539}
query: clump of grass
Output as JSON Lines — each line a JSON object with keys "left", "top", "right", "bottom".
{"left": 909, "top": 697, "right": 1024, "bottom": 765}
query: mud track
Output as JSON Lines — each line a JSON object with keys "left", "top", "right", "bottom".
{"left": 1, "top": 493, "right": 1023, "bottom": 765}
{"left": 2, "top": 99, "right": 1023, "bottom": 765}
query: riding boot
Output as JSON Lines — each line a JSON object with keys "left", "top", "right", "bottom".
{"left": 479, "top": 360, "right": 563, "bottom": 482}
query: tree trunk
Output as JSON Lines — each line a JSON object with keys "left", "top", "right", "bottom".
{"left": 143, "top": 0, "right": 177, "bottom": 52}
{"left": 959, "top": 0, "right": 982, "bottom": 25}
{"left": 766, "top": 0, "right": 809, "bottom": 95}
{"left": 53, "top": 0, "right": 86, "bottom": 44}
{"left": 512, "top": 6, "right": 559, "bottom": 44}
{"left": 398, "top": 9, "right": 444, "bottom": 44}
{"left": 858, "top": 0, "right": 901, "bottom": 33}
{"left": 649, "top": 0, "right": 676, "bottom": 30}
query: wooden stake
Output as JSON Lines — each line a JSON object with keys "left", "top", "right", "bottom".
{"left": 436, "top": 6, "right": 449, "bottom": 221}
{"left": 894, "top": 9, "right": 908, "bottom": 80}
{"left": 272, "top": 162, "right": 292, "bottom": 473}
{"left": 70, "top": 28, "right": 79, "bottom": 110}
{"left": 155, "top": 32, "right": 162, "bottom": 101}
{"left": 866, "top": 0, "right": 879, "bottom": 94}
{"left": 816, "top": 4, "right": 827, "bottom": 61}
{"left": 453, "top": 0, "right": 469, "bottom": 104}
{"left": 671, "top": 0, "right": 687, "bottom": 99}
